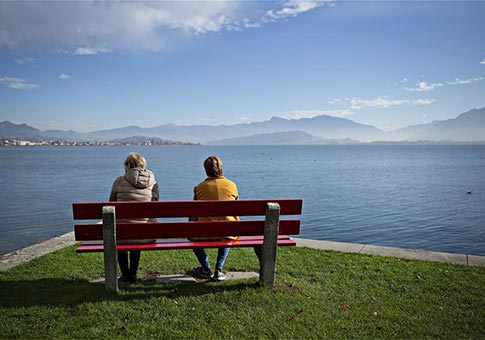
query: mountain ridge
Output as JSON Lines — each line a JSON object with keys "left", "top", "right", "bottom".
{"left": 1, "top": 106, "right": 484, "bottom": 143}
{"left": 207, "top": 130, "right": 359, "bottom": 145}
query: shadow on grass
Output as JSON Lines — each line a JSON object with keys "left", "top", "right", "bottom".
{"left": 120, "top": 277, "right": 261, "bottom": 299}
{"left": 0, "top": 277, "right": 261, "bottom": 307}
{"left": 0, "top": 278, "right": 105, "bottom": 307}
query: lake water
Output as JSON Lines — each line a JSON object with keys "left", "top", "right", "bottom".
{"left": 1, "top": 145, "right": 484, "bottom": 256}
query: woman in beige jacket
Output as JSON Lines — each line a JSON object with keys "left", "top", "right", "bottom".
{"left": 109, "top": 152, "right": 159, "bottom": 283}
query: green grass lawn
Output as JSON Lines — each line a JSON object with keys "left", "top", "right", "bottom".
{"left": 0, "top": 245, "right": 484, "bottom": 339}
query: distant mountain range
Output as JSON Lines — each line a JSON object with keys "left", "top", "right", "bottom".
{"left": 207, "top": 131, "right": 358, "bottom": 145}
{"left": 388, "top": 107, "right": 485, "bottom": 141}
{"left": 1, "top": 106, "right": 484, "bottom": 144}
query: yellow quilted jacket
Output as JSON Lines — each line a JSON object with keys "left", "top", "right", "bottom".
{"left": 190, "top": 176, "right": 239, "bottom": 241}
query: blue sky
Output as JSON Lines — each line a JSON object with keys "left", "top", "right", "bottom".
{"left": 0, "top": 1, "right": 484, "bottom": 132}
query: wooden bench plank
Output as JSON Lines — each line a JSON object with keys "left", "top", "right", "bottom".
{"left": 76, "top": 236, "right": 296, "bottom": 253}
{"left": 73, "top": 199, "right": 303, "bottom": 220}
{"left": 74, "top": 219, "right": 300, "bottom": 241}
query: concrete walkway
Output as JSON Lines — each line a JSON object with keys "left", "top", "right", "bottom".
{"left": 1, "top": 232, "right": 484, "bottom": 272}
{"left": 0, "top": 232, "right": 77, "bottom": 271}
{"left": 293, "top": 238, "right": 485, "bottom": 267}
{"left": 90, "top": 271, "right": 260, "bottom": 284}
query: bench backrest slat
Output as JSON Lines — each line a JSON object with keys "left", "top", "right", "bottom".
{"left": 73, "top": 199, "right": 302, "bottom": 220}
{"left": 74, "top": 219, "right": 300, "bottom": 241}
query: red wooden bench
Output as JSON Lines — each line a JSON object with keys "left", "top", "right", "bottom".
{"left": 73, "top": 199, "right": 303, "bottom": 293}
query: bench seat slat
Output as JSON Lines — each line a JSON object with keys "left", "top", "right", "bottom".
{"left": 76, "top": 235, "right": 296, "bottom": 253}
{"left": 74, "top": 219, "right": 300, "bottom": 241}
{"left": 73, "top": 199, "right": 303, "bottom": 220}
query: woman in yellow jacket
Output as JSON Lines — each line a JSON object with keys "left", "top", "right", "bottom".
{"left": 191, "top": 156, "right": 238, "bottom": 281}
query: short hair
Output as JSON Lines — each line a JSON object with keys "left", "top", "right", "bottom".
{"left": 203, "top": 156, "right": 223, "bottom": 177}
{"left": 124, "top": 152, "right": 147, "bottom": 169}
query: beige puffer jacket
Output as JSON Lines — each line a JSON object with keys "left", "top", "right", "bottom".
{"left": 109, "top": 168, "right": 159, "bottom": 203}
{"left": 109, "top": 168, "right": 159, "bottom": 244}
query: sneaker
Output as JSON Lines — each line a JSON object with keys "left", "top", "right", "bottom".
{"left": 213, "top": 270, "right": 226, "bottom": 281}
{"left": 129, "top": 275, "right": 140, "bottom": 284}
{"left": 118, "top": 275, "right": 131, "bottom": 283}
{"left": 192, "top": 266, "right": 212, "bottom": 279}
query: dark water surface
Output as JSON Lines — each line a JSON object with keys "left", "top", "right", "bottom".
{"left": 1, "top": 145, "right": 484, "bottom": 255}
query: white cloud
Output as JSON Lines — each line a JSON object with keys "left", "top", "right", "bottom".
{"left": 58, "top": 73, "right": 70, "bottom": 80}
{"left": 446, "top": 77, "right": 483, "bottom": 85}
{"left": 328, "top": 98, "right": 344, "bottom": 105}
{"left": 348, "top": 96, "right": 409, "bottom": 110}
{"left": 74, "top": 47, "right": 110, "bottom": 55}
{"left": 236, "top": 116, "right": 251, "bottom": 124}
{"left": 405, "top": 77, "right": 483, "bottom": 92}
{"left": 281, "top": 109, "right": 354, "bottom": 120}
{"left": 480, "top": 58, "right": 485, "bottom": 65}
{"left": 14, "top": 57, "right": 34, "bottom": 64}
{"left": 0, "top": 1, "right": 326, "bottom": 52}
{"left": 324, "top": 96, "right": 437, "bottom": 122}
{"left": 0, "top": 77, "right": 39, "bottom": 90}
{"left": 413, "top": 99, "right": 435, "bottom": 105}
{"left": 264, "top": 1, "right": 329, "bottom": 21}
{"left": 399, "top": 78, "right": 408, "bottom": 83}
{"left": 243, "top": 18, "right": 261, "bottom": 29}
{"left": 0, "top": 2, "right": 240, "bottom": 51}
{"left": 331, "top": 96, "right": 435, "bottom": 110}
{"left": 405, "top": 81, "right": 444, "bottom": 92}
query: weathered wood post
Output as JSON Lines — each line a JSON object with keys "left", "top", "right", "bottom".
{"left": 260, "top": 202, "right": 280, "bottom": 287}
{"left": 102, "top": 206, "right": 118, "bottom": 293}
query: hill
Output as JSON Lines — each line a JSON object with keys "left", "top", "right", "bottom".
{"left": 389, "top": 107, "right": 485, "bottom": 141}
{"left": 87, "top": 114, "right": 386, "bottom": 143}
{"left": 1, "top": 106, "right": 484, "bottom": 144}
{"left": 207, "top": 130, "right": 358, "bottom": 145}
{"left": 0, "top": 121, "right": 42, "bottom": 139}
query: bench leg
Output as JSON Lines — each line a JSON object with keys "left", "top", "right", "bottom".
{"left": 102, "top": 206, "right": 118, "bottom": 294}
{"left": 260, "top": 203, "right": 280, "bottom": 287}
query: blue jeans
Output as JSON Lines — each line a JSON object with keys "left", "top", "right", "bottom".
{"left": 193, "top": 247, "right": 230, "bottom": 272}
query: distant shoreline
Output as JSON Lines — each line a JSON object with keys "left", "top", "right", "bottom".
{"left": 0, "top": 139, "right": 200, "bottom": 147}
{"left": 1, "top": 140, "right": 484, "bottom": 147}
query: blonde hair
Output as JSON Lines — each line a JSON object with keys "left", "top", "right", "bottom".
{"left": 124, "top": 152, "right": 147, "bottom": 169}
{"left": 203, "top": 156, "right": 223, "bottom": 177}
